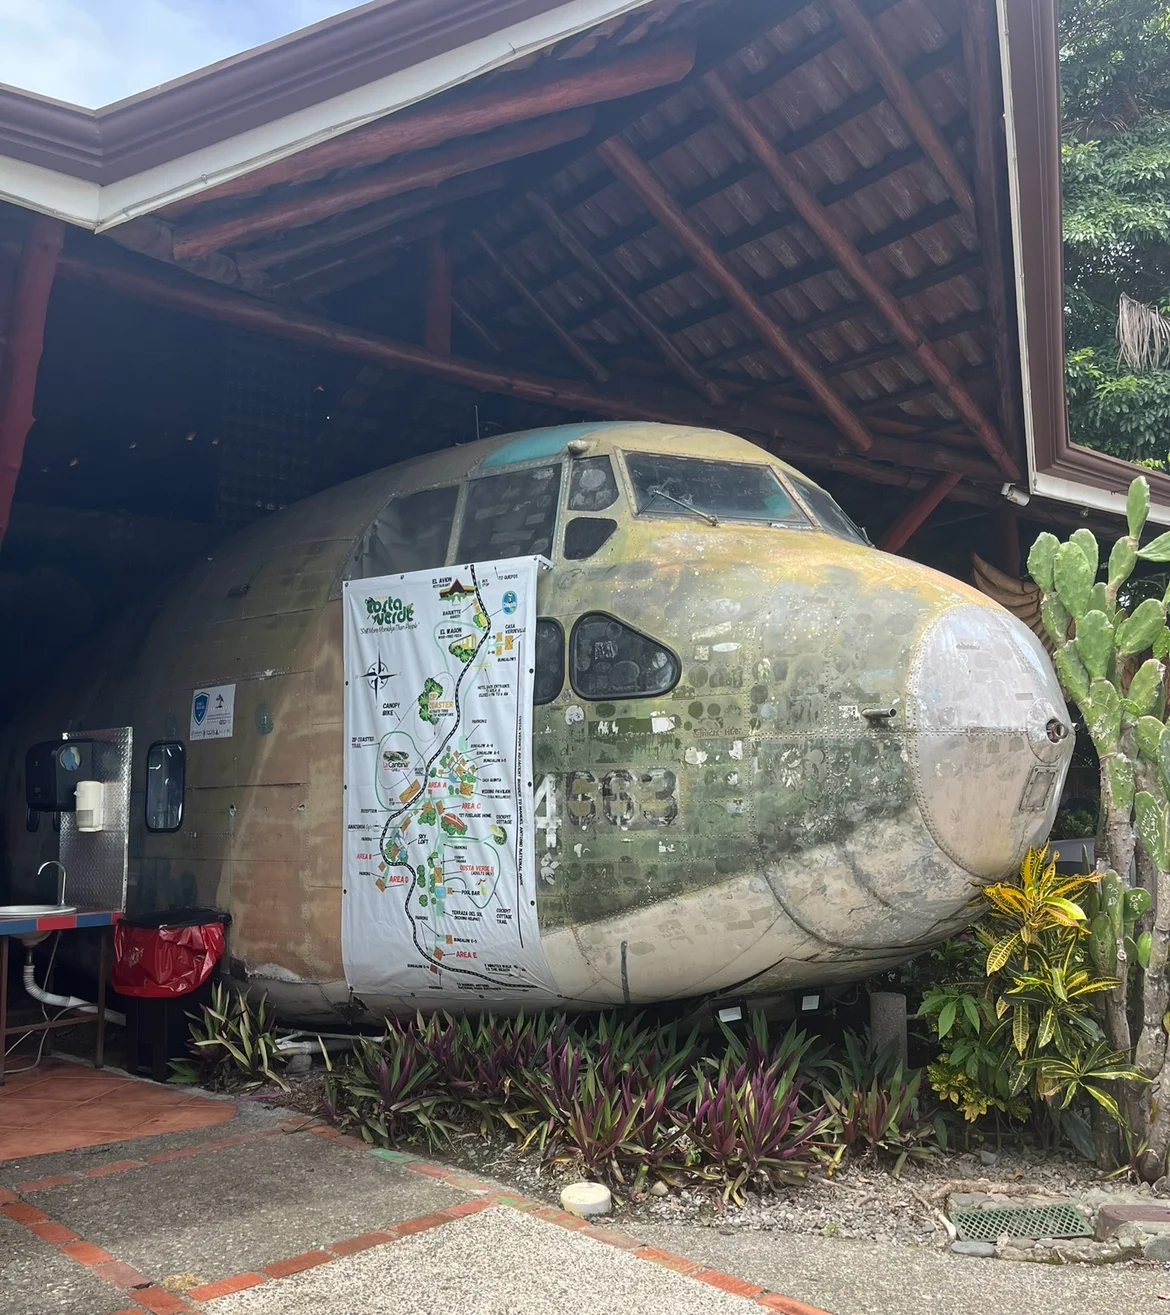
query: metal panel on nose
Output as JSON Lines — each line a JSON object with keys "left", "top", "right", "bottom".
{"left": 905, "top": 604, "right": 1072, "bottom": 880}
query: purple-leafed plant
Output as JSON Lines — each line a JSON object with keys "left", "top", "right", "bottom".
{"left": 681, "top": 1059, "right": 825, "bottom": 1204}
{"left": 325, "top": 1032, "right": 456, "bottom": 1151}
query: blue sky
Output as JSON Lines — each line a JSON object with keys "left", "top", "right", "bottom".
{"left": 0, "top": 0, "right": 361, "bottom": 108}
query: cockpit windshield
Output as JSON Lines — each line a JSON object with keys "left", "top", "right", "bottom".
{"left": 789, "top": 475, "right": 869, "bottom": 545}
{"left": 624, "top": 453, "right": 809, "bottom": 526}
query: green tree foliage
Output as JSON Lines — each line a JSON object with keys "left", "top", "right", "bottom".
{"left": 1061, "top": 0, "right": 1170, "bottom": 460}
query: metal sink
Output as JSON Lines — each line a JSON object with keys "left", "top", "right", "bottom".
{"left": 0, "top": 904, "right": 77, "bottom": 917}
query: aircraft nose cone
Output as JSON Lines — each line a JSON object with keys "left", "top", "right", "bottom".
{"left": 905, "top": 602, "right": 1072, "bottom": 880}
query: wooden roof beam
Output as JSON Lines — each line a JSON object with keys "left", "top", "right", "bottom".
{"left": 471, "top": 229, "right": 609, "bottom": 384}
{"left": 523, "top": 189, "right": 724, "bottom": 406}
{"left": 595, "top": 134, "right": 873, "bottom": 453}
{"left": 877, "top": 472, "right": 963, "bottom": 552}
{"left": 174, "top": 112, "right": 595, "bottom": 260}
{"left": 239, "top": 169, "right": 507, "bottom": 275}
{"left": 702, "top": 68, "right": 1018, "bottom": 481}
{"left": 276, "top": 214, "right": 447, "bottom": 299}
{"left": 163, "top": 38, "right": 697, "bottom": 218}
{"left": 825, "top": 0, "right": 975, "bottom": 222}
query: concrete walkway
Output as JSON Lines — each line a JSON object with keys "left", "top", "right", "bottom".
{"left": 0, "top": 1063, "right": 821, "bottom": 1315}
{"left": 0, "top": 1062, "right": 1164, "bottom": 1315}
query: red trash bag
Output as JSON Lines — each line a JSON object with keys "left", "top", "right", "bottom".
{"left": 112, "top": 921, "right": 225, "bottom": 998}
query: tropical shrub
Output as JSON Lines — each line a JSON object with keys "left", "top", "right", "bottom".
{"left": 169, "top": 981, "right": 288, "bottom": 1092}
{"left": 919, "top": 846, "right": 1141, "bottom": 1160}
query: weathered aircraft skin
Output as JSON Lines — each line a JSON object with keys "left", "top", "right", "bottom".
{"left": 2, "top": 424, "right": 1072, "bottom": 1021}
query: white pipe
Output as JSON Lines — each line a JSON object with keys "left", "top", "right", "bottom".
{"left": 23, "top": 963, "right": 126, "bottom": 1028}
{"left": 275, "top": 1037, "right": 354, "bottom": 1054}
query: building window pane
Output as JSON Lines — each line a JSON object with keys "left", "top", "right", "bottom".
{"left": 457, "top": 465, "right": 560, "bottom": 562}
{"left": 146, "top": 741, "right": 186, "bottom": 832}
{"left": 569, "top": 613, "right": 680, "bottom": 700}
{"left": 348, "top": 485, "right": 459, "bottom": 580}
{"left": 564, "top": 517, "right": 617, "bottom": 560}
{"left": 568, "top": 456, "right": 618, "bottom": 511}
{"left": 534, "top": 619, "right": 565, "bottom": 705}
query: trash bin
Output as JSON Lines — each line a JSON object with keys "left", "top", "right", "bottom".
{"left": 113, "top": 908, "right": 231, "bottom": 1082}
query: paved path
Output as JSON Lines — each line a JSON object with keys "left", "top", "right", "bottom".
{"left": 0, "top": 1062, "right": 1165, "bottom": 1315}
{"left": 639, "top": 1222, "right": 1168, "bottom": 1315}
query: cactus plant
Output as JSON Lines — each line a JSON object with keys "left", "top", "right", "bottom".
{"left": 1027, "top": 474, "right": 1170, "bottom": 1180}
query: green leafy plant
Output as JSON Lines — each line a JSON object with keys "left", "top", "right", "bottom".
{"left": 168, "top": 982, "right": 289, "bottom": 1092}
{"left": 820, "top": 1033, "right": 941, "bottom": 1176}
{"left": 1028, "top": 479, "right": 1170, "bottom": 1178}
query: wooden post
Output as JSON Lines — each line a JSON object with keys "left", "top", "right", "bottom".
{"left": 0, "top": 215, "right": 64, "bottom": 545}
{"left": 471, "top": 229, "right": 609, "bottom": 383}
{"left": 991, "top": 501, "right": 1022, "bottom": 578}
{"left": 701, "top": 67, "right": 1019, "bottom": 482}
{"left": 425, "top": 232, "right": 452, "bottom": 356}
{"left": 596, "top": 134, "right": 874, "bottom": 452}
{"left": 524, "top": 189, "right": 725, "bottom": 405}
{"left": 825, "top": 0, "right": 975, "bottom": 222}
{"left": 877, "top": 472, "right": 962, "bottom": 553}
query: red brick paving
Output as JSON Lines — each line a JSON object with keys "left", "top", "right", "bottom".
{"left": 186, "top": 1273, "right": 266, "bottom": 1302}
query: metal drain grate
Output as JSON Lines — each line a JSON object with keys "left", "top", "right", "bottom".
{"left": 951, "top": 1202, "right": 1091, "bottom": 1242}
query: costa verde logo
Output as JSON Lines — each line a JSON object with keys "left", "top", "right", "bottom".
{"left": 365, "top": 594, "right": 414, "bottom": 626}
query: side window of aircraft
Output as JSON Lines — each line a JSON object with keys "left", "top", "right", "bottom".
{"left": 534, "top": 619, "right": 565, "bottom": 705}
{"left": 457, "top": 465, "right": 560, "bottom": 563}
{"left": 625, "top": 452, "right": 809, "bottom": 525}
{"left": 349, "top": 485, "right": 459, "bottom": 580}
{"left": 145, "top": 741, "right": 186, "bottom": 832}
{"left": 569, "top": 613, "right": 680, "bottom": 700}
{"left": 789, "top": 475, "right": 869, "bottom": 545}
{"left": 568, "top": 456, "right": 619, "bottom": 511}
{"left": 564, "top": 517, "right": 617, "bottom": 560}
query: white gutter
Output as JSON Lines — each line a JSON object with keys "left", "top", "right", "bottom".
{"left": 0, "top": 0, "right": 657, "bottom": 233}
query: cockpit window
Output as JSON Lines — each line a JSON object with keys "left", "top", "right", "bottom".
{"left": 457, "top": 464, "right": 560, "bottom": 562}
{"left": 348, "top": 485, "right": 458, "bottom": 580}
{"left": 570, "top": 613, "right": 680, "bottom": 700}
{"left": 624, "top": 453, "right": 808, "bottom": 525}
{"left": 789, "top": 476, "right": 869, "bottom": 545}
{"left": 568, "top": 456, "right": 619, "bottom": 511}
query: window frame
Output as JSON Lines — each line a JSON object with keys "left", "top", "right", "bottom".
{"left": 342, "top": 480, "right": 462, "bottom": 587}
{"left": 533, "top": 618, "right": 566, "bottom": 706}
{"left": 568, "top": 610, "right": 681, "bottom": 703}
{"left": 453, "top": 458, "right": 567, "bottom": 566}
{"left": 616, "top": 449, "right": 813, "bottom": 529}
{"left": 145, "top": 740, "right": 187, "bottom": 834}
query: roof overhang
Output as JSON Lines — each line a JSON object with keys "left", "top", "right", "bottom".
{"left": 0, "top": 0, "right": 656, "bottom": 231}
{"left": 999, "top": 0, "right": 1170, "bottom": 525}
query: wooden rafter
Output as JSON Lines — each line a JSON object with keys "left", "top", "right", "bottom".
{"left": 471, "top": 229, "right": 609, "bottom": 384}
{"left": 877, "top": 472, "right": 962, "bottom": 553}
{"left": 280, "top": 215, "right": 447, "bottom": 299}
{"left": 453, "top": 297, "right": 503, "bottom": 355}
{"left": 595, "top": 134, "right": 874, "bottom": 453}
{"left": 0, "top": 216, "right": 63, "bottom": 544}
{"left": 523, "top": 190, "right": 724, "bottom": 405}
{"left": 174, "top": 112, "right": 595, "bottom": 260}
{"left": 239, "top": 171, "right": 507, "bottom": 276}
{"left": 40, "top": 245, "right": 1007, "bottom": 486}
{"left": 702, "top": 67, "right": 1019, "bottom": 481}
{"left": 162, "top": 39, "right": 697, "bottom": 217}
{"left": 825, "top": 0, "right": 975, "bottom": 222}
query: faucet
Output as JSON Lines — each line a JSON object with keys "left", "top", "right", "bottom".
{"left": 37, "top": 860, "right": 67, "bottom": 907}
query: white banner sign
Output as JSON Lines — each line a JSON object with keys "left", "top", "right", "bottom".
{"left": 341, "top": 558, "right": 555, "bottom": 1002}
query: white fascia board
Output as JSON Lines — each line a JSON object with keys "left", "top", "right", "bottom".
{"left": 0, "top": 0, "right": 655, "bottom": 232}
{"left": 0, "top": 153, "right": 100, "bottom": 228}
{"left": 1031, "top": 471, "right": 1170, "bottom": 528}
{"left": 96, "top": 0, "right": 654, "bottom": 230}
{"left": 993, "top": 0, "right": 1041, "bottom": 500}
